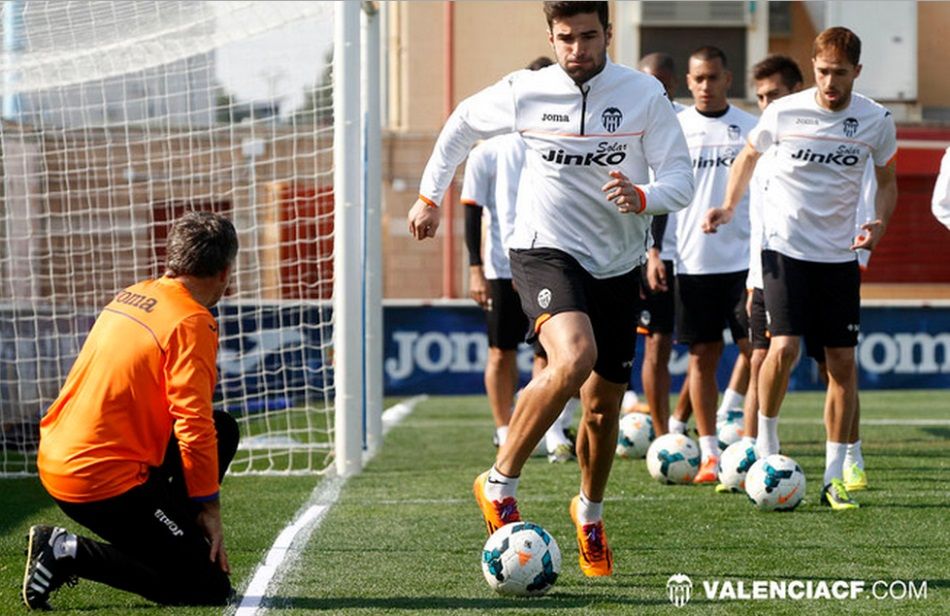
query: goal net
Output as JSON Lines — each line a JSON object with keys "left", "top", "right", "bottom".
{"left": 0, "top": 0, "right": 365, "bottom": 476}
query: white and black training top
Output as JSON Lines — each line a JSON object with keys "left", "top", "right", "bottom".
{"left": 655, "top": 100, "right": 688, "bottom": 263}
{"left": 419, "top": 59, "right": 694, "bottom": 279}
{"left": 748, "top": 87, "right": 897, "bottom": 264}
{"left": 460, "top": 133, "right": 526, "bottom": 280}
{"left": 676, "top": 105, "right": 758, "bottom": 275}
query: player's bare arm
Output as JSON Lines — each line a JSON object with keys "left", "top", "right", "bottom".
{"left": 703, "top": 142, "right": 761, "bottom": 233}
{"left": 197, "top": 499, "right": 230, "bottom": 575}
{"left": 408, "top": 197, "right": 441, "bottom": 240}
{"left": 852, "top": 160, "right": 897, "bottom": 251}
{"left": 602, "top": 169, "right": 645, "bottom": 213}
{"left": 646, "top": 248, "right": 668, "bottom": 292}
{"left": 469, "top": 265, "right": 489, "bottom": 308}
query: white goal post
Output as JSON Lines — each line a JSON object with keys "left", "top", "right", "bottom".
{"left": 0, "top": 0, "right": 381, "bottom": 477}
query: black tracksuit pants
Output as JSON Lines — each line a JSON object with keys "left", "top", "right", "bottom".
{"left": 54, "top": 411, "right": 240, "bottom": 606}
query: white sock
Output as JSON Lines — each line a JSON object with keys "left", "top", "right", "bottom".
{"left": 495, "top": 425, "right": 508, "bottom": 447}
{"left": 699, "top": 435, "right": 719, "bottom": 461}
{"left": 824, "top": 441, "right": 848, "bottom": 486}
{"left": 741, "top": 435, "right": 756, "bottom": 447}
{"left": 844, "top": 440, "right": 864, "bottom": 470}
{"left": 560, "top": 397, "right": 580, "bottom": 429}
{"left": 544, "top": 415, "right": 572, "bottom": 452}
{"left": 717, "top": 388, "right": 745, "bottom": 422}
{"left": 669, "top": 416, "right": 688, "bottom": 435}
{"left": 485, "top": 466, "right": 519, "bottom": 501}
{"left": 756, "top": 413, "right": 780, "bottom": 457}
{"left": 576, "top": 491, "right": 603, "bottom": 524}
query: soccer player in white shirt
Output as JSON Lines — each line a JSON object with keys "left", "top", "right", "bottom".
{"left": 408, "top": 1, "right": 692, "bottom": 576}
{"left": 933, "top": 147, "right": 950, "bottom": 229}
{"left": 729, "top": 55, "right": 805, "bottom": 471}
{"left": 462, "top": 56, "right": 575, "bottom": 458}
{"left": 704, "top": 28, "right": 898, "bottom": 510}
{"left": 635, "top": 51, "right": 686, "bottom": 438}
{"left": 675, "top": 47, "right": 758, "bottom": 484}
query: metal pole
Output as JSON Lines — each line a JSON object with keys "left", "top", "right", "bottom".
{"left": 334, "top": 0, "right": 363, "bottom": 477}
{"left": 441, "top": 0, "right": 456, "bottom": 298}
{"left": 361, "top": 1, "right": 383, "bottom": 456}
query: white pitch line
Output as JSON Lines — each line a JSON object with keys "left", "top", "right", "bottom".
{"left": 229, "top": 395, "right": 427, "bottom": 616}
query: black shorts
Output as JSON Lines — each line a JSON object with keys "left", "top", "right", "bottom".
{"left": 762, "top": 249, "right": 860, "bottom": 348}
{"left": 749, "top": 287, "right": 770, "bottom": 350}
{"left": 510, "top": 248, "right": 642, "bottom": 384}
{"left": 637, "top": 259, "right": 675, "bottom": 335}
{"left": 486, "top": 278, "right": 528, "bottom": 350}
{"left": 675, "top": 271, "right": 749, "bottom": 345}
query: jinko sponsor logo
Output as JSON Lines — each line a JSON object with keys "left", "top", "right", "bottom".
{"left": 665, "top": 576, "right": 928, "bottom": 605}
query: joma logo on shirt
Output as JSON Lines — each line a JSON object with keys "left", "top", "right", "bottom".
{"left": 542, "top": 148, "right": 626, "bottom": 166}
{"left": 114, "top": 290, "right": 158, "bottom": 313}
{"left": 790, "top": 148, "right": 860, "bottom": 166}
{"left": 542, "top": 112, "right": 570, "bottom": 122}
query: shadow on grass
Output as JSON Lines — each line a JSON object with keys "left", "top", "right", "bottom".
{"left": 0, "top": 477, "right": 59, "bottom": 535}
{"left": 259, "top": 593, "right": 672, "bottom": 611}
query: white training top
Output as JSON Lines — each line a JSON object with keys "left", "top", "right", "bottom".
{"left": 675, "top": 105, "right": 758, "bottom": 275}
{"left": 656, "top": 100, "right": 688, "bottom": 262}
{"left": 746, "top": 147, "right": 775, "bottom": 289}
{"left": 419, "top": 59, "right": 694, "bottom": 279}
{"left": 932, "top": 147, "right": 950, "bottom": 230}
{"left": 460, "top": 134, "right": 526, "bottom": 279}
{"left": 748, "top": 87, "right": 897, "bottom": 263}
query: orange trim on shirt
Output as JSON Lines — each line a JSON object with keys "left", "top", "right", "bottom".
{"left": 534, "top": 313, "right": 552, "bottom": 333}
{"left": 632, "top": 185, "right": 647, "bottom": 214}
{"left": 461, "top": 199, "right": 480, "bottom": 206}
{"left": 521, "top": 129, "right": 645, "bottom": 139}
{"left": 418, "top": 194, "right": 438, "bottom": 208}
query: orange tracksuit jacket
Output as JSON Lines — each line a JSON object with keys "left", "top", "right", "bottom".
{"left": 38, "top": 276, "right": 221, "bottom": 503}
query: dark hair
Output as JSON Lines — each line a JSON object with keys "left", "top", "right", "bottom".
{"left": 527, "top": 56, "right": 554, "bottom": 71}
{"left": 752, "top": 54, "right": 804, "bottom": 90}
{"left": 689, "top": 46, "right": 728, "bottom": 67}
{"left": 813, "top": 26, "right": 861, "bottom": 66}
{"left": 638, "top": 51, "right": 675, "bottom": 74}
{"left": 542, "top": 1, "right": 608, "bottom": 31}
{"left": 165, "top": 211, "right": 238, "bottom": 278}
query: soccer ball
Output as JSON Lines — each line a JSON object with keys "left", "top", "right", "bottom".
{"left": 745, "top": 454, "right": 806, "bottom": 511}
{"left": 718, "top": 441, "right": 758, "bottom": 492}
{"left": 717, "top": 409, "right": 744, "bottom": 450}
{"left": 481, "top": 522, "right": 561, "bottom": 596}
{"left": 646, "top": 433, "right": 700, "bottom": 484}
{"left": 616, "top": 412, "right": 654, "bottom": 458}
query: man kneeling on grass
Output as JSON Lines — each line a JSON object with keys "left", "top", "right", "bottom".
{"left": 23, "top": 211, "right": 240, "bottom": 610}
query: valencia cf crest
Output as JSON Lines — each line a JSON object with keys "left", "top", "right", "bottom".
{"left": 602, "top": 107, "right": 623, "bottom": 133}
{"left": 843, "top": 117, "right": 859, "bottom": 137}
{"left": 727, "top": 124, "right": 741, "bottom": 141}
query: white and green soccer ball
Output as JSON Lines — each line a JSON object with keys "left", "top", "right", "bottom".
{"left": 718, "top": 441, "right": 758, "bottom": 492}
{"left": 481, "top": 522, "right": 561, "bottom": 597}
{"left": 646, "top": 433, "right": 700, "bottom": 484}
{"left": 745, "top": 454, "right": 806, "bottom": 511}
{"left": 717, "top": 409, "right": 745, "bottom": 450}
{"left": 616, "top": 412, "right": 654, "bottom": 459}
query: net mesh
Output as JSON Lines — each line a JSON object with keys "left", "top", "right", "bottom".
{"left": 0, "top": 0, "right": 339, "bottom": 475}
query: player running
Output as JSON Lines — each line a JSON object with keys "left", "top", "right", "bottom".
{"left": 674, "top": 46, "right": 756, "bottom": 484}
{"left": 23, "top": 212, "right": 239, "bottom": 609}
{"left": 408, "top": 1, "right": 692, "bottom": 576}
{"left": 704, "top": 27, "right": 898, "bottom": 510}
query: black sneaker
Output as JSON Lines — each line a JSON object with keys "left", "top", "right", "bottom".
{"left": 22, "top": 525, "right": 77, "bottom": 610}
